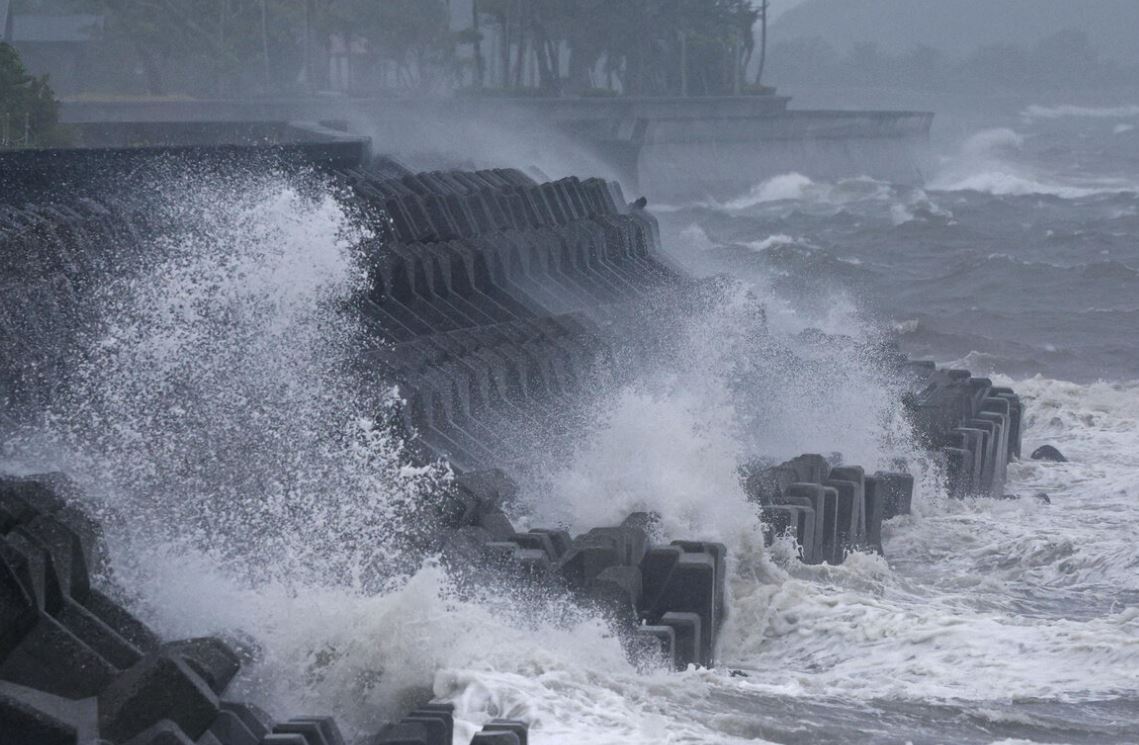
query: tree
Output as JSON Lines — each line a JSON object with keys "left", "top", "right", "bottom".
{"left": 0, "top": 42, "right": 64, "bottom": 147}
{"left": 327, "top": 0, "right": 459, "bottom": 92}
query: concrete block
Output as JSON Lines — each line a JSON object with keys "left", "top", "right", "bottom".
{"left": 120, "top": 720, "right": 195, "bottom": 745}
{"left": 510, "top": 533, "right": 558, "bottom": 561}
{"left": 761, "top": 504, "right": 817, "bottom": 562}
{"left": 952, "top": 427, "right": 985, "bottom": 495}
{"left": 874, "top": 472, "right": 914, "bottom": 520}
{"left": 634, "top": 625, "right": 675, "bottom": 666}
{"left": 658, "top": 612, "right": 701, "bottom": 670}
{"left": 439, "top": 526, "right": 494, "bottom": 571}
{"left": 0, "top": 610, "right": 118, "bottom": 699}
{"left": 271, "top": 719, "right": 333, "bottom": 745}
{"left": 943, "top": 447, "right": 973, "bottom": 500}
{"left": 162, "top": 639, "right": 239, "bottom": 696}
{"left": 822, "top": 479, "right": 863, "bottom": 561}
{"left": 861, "top": 476, "right": 885, "bottom": 553}
{"left": 0, "top": 544, "right": 37, "bottom": 659}
{"left": 526, "top": 529, "right": 571, "bottom": 559}
{"left": 367, "top": 721, "right": 428, "bottom": 744}
{"left": 287, "top": 718, "right": 345, "bottom": 745}
{"left": 469, "top": 732, "right": 519, "bottom": 745}
{"left": 476, "top": 509, "right": 515, "bottom": 542}
{"left": 0, "top": 480, "right": 65, "bottom": 523}
{"left": 259, "top": 736, "right": 309, "bottom": 745}
{"left": 621, "top": 512, "right": 660, "bottom": 534}
{"left": 579, "top": 526, "right": 648, "bottom": 566}
{"left": 779, "top": 483, "right": 837, "bottom": 565}
{"left": 208, "top": 710, "right": 259, "bottom": 745}
{"left": 670, "top": 541, "right": 727, "bottom": 625}
{"left": 557, "top": 545, "right": 619, "bottom": 589}
{"left": 0, "top": 680, "right": 97, "bottom": 745}
{"left": 785, "top": 454, "right": 830, "bottom": 484}
{"left": 83, "top": 592, "right": 160, "bottom": 656}
{"left": 401, "top": 706, "right": 451, "bottom": 745}
{"left": 55, "top": 594, "right": 142, "bottom": 670}
{"left": 992, "top": 389, "right": 1023, "bottom": 459}
{"left": 512, "top": 548, "right": 552, "bottom": 577}
{"left": 13, "top": 515, "right": 89, "bottom": 601}
{"left": 218, "top": 702, "right": 271, "bottom": 740}
{"left": 587, "top": 565, "right": 643, "bottom": 617}
{"left": 97, "top": 652, "right": 219, "bottom": 743}
{"left": 781, "top": 484, "right": 835, "bottom": 564}
{"left": 398, "top": 715, "right": 447, "bottom": 745}
{"left": 481, "top": 720, "right": 528, "bottom": 745}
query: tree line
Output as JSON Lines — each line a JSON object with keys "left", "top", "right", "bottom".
{"left": 17, "top": 0, "right": 768, "bottom": 98}
{"left": 0, "top": 42, "right": 64, "bottom": 147}
{"left": 767, "top": 28, "right": 1138, "bottom": 92}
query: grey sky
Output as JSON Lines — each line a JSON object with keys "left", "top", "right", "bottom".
{"left": 769, "top": 0, "right": 810, "bottom": 21}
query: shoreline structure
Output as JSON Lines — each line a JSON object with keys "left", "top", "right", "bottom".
{"left": 55, "top": 95, "right": 933, "bottom": 202}
{"left": 0, "top": 124, "right": 1012, "bottom": 745}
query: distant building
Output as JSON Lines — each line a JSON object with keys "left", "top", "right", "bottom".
{"left": 9, "top": 14, "right": 103, "bottom": 94}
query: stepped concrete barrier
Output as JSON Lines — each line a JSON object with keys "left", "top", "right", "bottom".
{"left": 747, "top": 360, "right": 1022, "bottom": 565}
{"left": 1, "top": 146, "right": 1023, "bottom": 741}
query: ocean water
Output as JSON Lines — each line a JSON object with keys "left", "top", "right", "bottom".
{"left": 3, "top": 104, "right": 1139, "bottom": 745}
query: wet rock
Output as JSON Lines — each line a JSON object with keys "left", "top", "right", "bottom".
{"left": 1033, "top": 492, "right": 1052, "bottom": 504}
{"left": 1031, "top": 445, "right": 1067, "bottom": 462}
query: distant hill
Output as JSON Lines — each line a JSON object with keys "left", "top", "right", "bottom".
{"left": 771, "top": 0, "right": 1139, "bottom": 64}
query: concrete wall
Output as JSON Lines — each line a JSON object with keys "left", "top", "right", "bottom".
{"left": 54, "top": 96, "right": 931, "bottom": 200}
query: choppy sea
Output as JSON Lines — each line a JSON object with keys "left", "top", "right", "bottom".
{"left": 3, "top": 99, "right": 1138, "bottom": 744}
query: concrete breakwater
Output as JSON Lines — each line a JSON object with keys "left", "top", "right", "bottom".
{"left": 0, "top": 146, "right": 1019, "bottom": 744}
{"left": 59, "top": 95, "right": 933, "bottom": 202}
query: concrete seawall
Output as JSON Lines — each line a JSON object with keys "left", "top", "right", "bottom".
{"left": 57, "top": 96, "right": 933, "bottom": 201}
{"left": 1, "top": 143, "right": 999, "bottom": 745}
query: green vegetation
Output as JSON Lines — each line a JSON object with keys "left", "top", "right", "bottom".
{"left": 45, "top": 0, "right": 767, "bottom": 98}
{"left": 0, "top": 42, "right": 65, "bottom": 147}
{"left": 477, "top": 0, "right": 762, "bottom": 96}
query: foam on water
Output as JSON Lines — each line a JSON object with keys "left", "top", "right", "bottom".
{"left": 0, "top": 172, "right": 462, "bottom": 732}
{"left": 720, "top": 173, "right": 895, "bottom": 211}
{"left": 1023, "top": 104, "right": 1139, "bottom": 121}
{"left": 714, "top": 373, "right": 1139, "bottom": 711}
{"left": 929, "top": 128, "right": 1139, "bottom": 198}
{"left": 433, "top": 372, "right": 1139, "bottom": 744}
